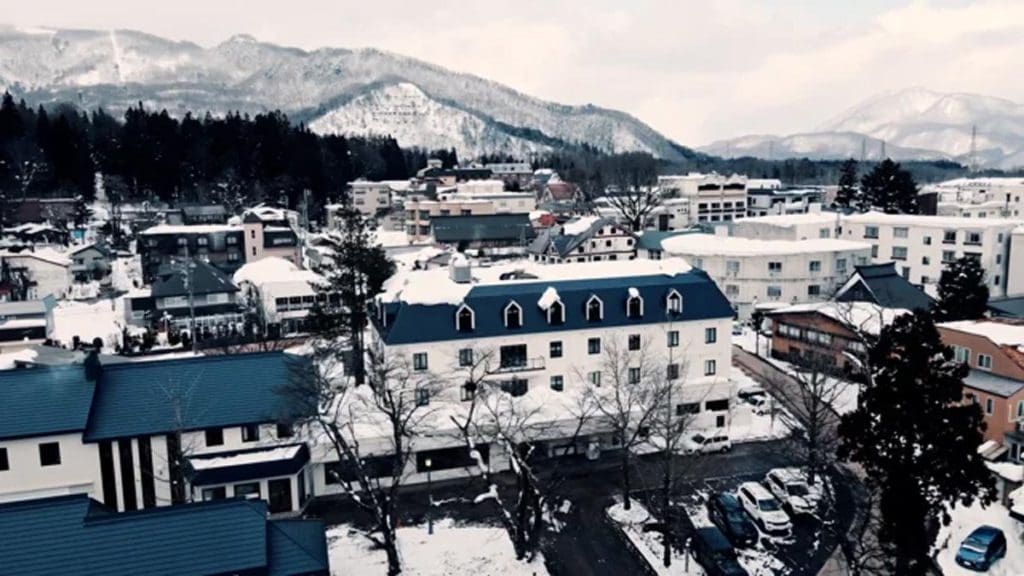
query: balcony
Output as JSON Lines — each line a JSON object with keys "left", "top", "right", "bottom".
{"left": 495, "top": 356, "right": 546, "bottom": 374}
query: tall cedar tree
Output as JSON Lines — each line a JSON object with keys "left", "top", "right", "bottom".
{"left": 933, "top": 256, "right": 990, "bottom": 322}
{"left": 860, "top": 158, "right": 919, "bottom": 214}
{"left": 838, "top": 310, "right": 994, "bottom": 575}
{"left": 833, "top": 158, "right": 861, "bottom": 211}
{"left": 306, "top": 204, "right": 394, "bottom": 384}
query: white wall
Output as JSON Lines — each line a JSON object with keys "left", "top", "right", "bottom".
{"left": 0, "top": 433, "right": 101, "bottom": 503}
{"left": 3, "top": 256, "right": 72, "bottom": 299}
{"left": 1007, "top": 230, "right": 1024, "bottom": 297}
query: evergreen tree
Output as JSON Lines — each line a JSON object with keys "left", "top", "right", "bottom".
{"left": 838, "top": 311, "right": 994, "bottom": 575}
{"left": 933, "top": 256, "right": 990, "bottom": 321}
{"left": 860, "top": 159, "right": 919, "bottom": 214}
{"left": 833, "top": 158, "right": 860, "bottom": 210}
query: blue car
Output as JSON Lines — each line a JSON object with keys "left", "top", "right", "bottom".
{"left": 955, "top": 525, "right": 1007, "bottom": 571}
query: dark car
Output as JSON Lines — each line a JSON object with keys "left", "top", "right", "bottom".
{"left": 691, "top": 527, "right": 749, "bottom": 576}
{"left": 955, "top": 525, "right": 1007, "bottom": 571}
{"left": 707, "top": 492, "right": 759, "bottom": 547}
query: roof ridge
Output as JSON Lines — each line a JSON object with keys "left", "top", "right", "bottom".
{"left": 83, "top": 495, "right": 266, "bottom": 524}
{"left": 267, "top": 517, "right": 328, "bottom": 568}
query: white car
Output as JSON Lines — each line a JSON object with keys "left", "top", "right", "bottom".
{"left": 681, "top": 431, "right": 732, "bottom": 454}
{"left": 736, "top": 482, "right": 792, "bottom": 536}
{"left": 737, "top": 385, "right": 770, "bottom": 416}
{"left": 764, "top": 468, "right": 821, "bottom": 515}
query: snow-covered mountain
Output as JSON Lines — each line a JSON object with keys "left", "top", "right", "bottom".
{"left": 0, "top": 25, "right": 688, "bottom": 160}
{"left": 701, "top": 88, "right": 1024, "bottom": 169}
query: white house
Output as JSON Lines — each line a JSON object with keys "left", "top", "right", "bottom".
{"left": 657, "top": 172, "right": 748, "bottom": 225}
{"left": 233, "top": 257, "right": 326, "bottom": 336}
{"left": 0, "top": 249, "right": 72, "bottom": 300}
{"left": 731, "top": 211, "right": 844, "bottom": 241}
{"left": 924, "top": 177, "right": 1024, "bottom": 219}
{"left": 348, "top": 180, "right": 394, "bottom": 215}
{"left": 840, "top": 211, "right": 1017, "bottom": 296}
{"left": 655, "top": 233, "right": 873, "bottom": 318}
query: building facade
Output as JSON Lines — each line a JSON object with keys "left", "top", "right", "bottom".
{"left": 528, "top": 217, "right": 637, "bottom": 263}
{"left": 657, "top": 172, "right": 748, "bottom": 224}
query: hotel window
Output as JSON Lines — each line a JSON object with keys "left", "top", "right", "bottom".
{"left": 415, "top": 388, "right": 430, "bottom": 407}
{"left": 767, "top": 286, "right": 782, "bottom": 299}
{"left": 923, "top": 236, "right": 932, "bottom": 245}
{"left": 550, "top": 341, "right": 563, "bottom": 358}
{"left": 588, "top": 371, "right": 602, "bottom": 386}
{"left": 705, "top": 327, "right": 717, "bottom": 344}
{"left": 234, "top": 482, "right": 261, "bottom": 500}
{"left": 978, "top": 354, "right": 993, "bottom": 370}
{"left": 871, "top": 245, "right": 878, "bottom": 258}
{"left": 943, "top": 230, "right": 957, "bottom": 244}
{"left": 704, "top": 359, "right": 717, "bottom": 376}
{"left": 586, "top": 297, "right": 603, "bottom": 322}
{"left": 893, "top": 227, "right": 909, "bottom": 238}
{"left": 726, "top": 260, "right": 740, "bottom": 275}
{"left": 458, "top": 348, "right": 474, "bottom": 367}
{"left": 666, "top": 291, "right": 683, "bottom": 314}
{"left": 588, "top": 338, "right": 601, "bottom": 355}
{"left": 242, "top": 424, "right": 260, "bottom": 443}
{"left": 966, "top": 231, "right": 982, "bottom": 245}
{"left": 504, "top": 302, "right": 523, "bottom": 328}
{"left": 668, "top": 331, "right": 679, "bottom": 348}
{"left": 203, "top": 487, "right": 227, "bottom": 501}
{"left": 922, "top": 256, "right": 930, "bottom": 265}
{"left": 864, "top": 226, "right": 879, "bottom": 239}
{"left": 550, "top": 375, "right": 564, "bottom": 392}
{"left": 808, "top": 285, "right": 821, "bottom": 297}
{"left": 413, "top": 352, "right": 428, "bottom": 371}
{"left": 205, "top": 428, "right": 224, "bottom": 447}
{"left": 0, "top": 447, "right": 8, "bottom": 471}
{"left": 667, "top": 363, "right": 680, "bottom": 380}
{"left": 628, "top": 367, "right": 641, "bottom": 384}
{"left": 39, "top": 442, "right": 61, "bottom": 466}
{"left": 461, "top": 382, "right": 476, "bottom": 402}
{"left": 725, "top": 285, "right": 739, "bottom": 297}
{"left": 986, "top": 398, "right": 994, "bottom": 415}
{"left": 809, "top": 261, "right": 821, "bottom": 273}
{"left": 942, "top": 250, "right": 955, "bottom": 263}
{"left": 891, "top": 246, "right": 908, "bottom": 260}
{"left": 628, "top": 334, "right": 641, "bottom": 351}
{"left": 768, "top": 261, "right": 782, "bottom": 273}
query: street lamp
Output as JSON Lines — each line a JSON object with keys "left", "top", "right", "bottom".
{"left": 425, "top": 458, "right": 433, "bottom": 535}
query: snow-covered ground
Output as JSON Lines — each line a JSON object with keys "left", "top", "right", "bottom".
{"left": 730, "top": 369, "right": 798, "bottom": 441}
{"left": 677, "top": 495, "right": 790, "bottom": 576}
{"left": 51, "top": 298, "right": 124, "bottom": 349}
{"left": 326, "top": 520, "right": 548, "bottom": 576}
{"left": 110, "top": 255, "right": 143, "bottom": 292}
{"left": 607, "top": 499, "right": 700, "bottom": 575}
{"left": 934, "top": 500, "right": 1024, "bottom": 576}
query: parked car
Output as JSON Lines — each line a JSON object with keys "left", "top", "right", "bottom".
{"left": 691, "top": 526, "right": 749, "bottom": 576}
{"left": 764, "top": 468, "right": 820, "bottom": 515}
{"left": 731, "top": 322, "right": 744, "bottom": 336}
{"left": 707, "top": 492, "right": 759, "bottom": 547}
{"left": 736, "top": 482, "right": 792, "bottom": 536}
{"left": 955, "top": 525, "right": 1007, "bottom": 571}
{"left": 737, "top": 385, "right": 770, "bottom": 415}
{"left": 682, "top": 431, "right": 732, "bottom": 454}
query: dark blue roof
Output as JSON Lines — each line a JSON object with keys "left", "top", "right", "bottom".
{"left": 0, "top": 494, "right": 327, "bottom": 576}
{"left": 431, "top": 214, "right": 536, "bottom": 243}
{"left": 85, "top": 352, "right": 308, "bottom": 441}
{"left": 836, "top": 263, "right": 932, "bottom": 311}
{"left": 0, "top": 366, "right": 95, "bottom": 440}
{"left": 377, "top": 269, "right": 733, "bottom": 345}
{"left": 187, "top": 444, "right": 311, "bottom": 486}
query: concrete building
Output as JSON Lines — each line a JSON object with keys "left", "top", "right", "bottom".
{"left": 484, "top": 162, "right": 533, "bottom": 189}
{"left": 138, "top": 224, "right": 244, "bottom": 281}
{"left": 655, "top": 233, "right": 872, "bottom": 318}
{"left": 745, "top": 187, "right": 826, "bottom": 217}
{"left": 840, "top": 211, "right": 1017, "bottom": 296}
{"left": 924, "top": 177, "right": 1024, "bottom": 219}
{"left": 1007, "top": 226, "right": 1024, "bottom": 297}
{"left": 234, "top": 257, "right": 327, "bottom": 337}
{"left": 404, "top": 197, "right": 496, "bottom": 240}
{"left": 657, "top": 172, "right": 748, "bottom": 224}
{"left": 349, "top": 180, "right": 393, "bottom": 216}
{"left": 731, "top": 211, "right": 843, "bottom": 241}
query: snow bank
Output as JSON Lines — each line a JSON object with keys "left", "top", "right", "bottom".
{"left": 51, "top": 298, "right": 123, "bottom": 349}
{"left": 934, "top": 500, "right": 1024, "bottom": 576}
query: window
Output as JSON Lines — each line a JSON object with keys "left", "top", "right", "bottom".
{"left": 242, "top": 424, "right": 260, "bottom": 442}
{"left": 276, "top": 422, "right": 294, "bottom": 438}
{"left": 205, "top": 428, "right": 224, "bottom": 447}
{"left": 461, "top": 382, "right": 476, "bottom": 402}
{"left": 550, "top": 375, "right": 564, "bottom": 391}
{"left": 871, "top": 245, "right": 878, "bottom": 258}
{"left": 922, "top": 256, "right": 930, "bottom": 265}
{"left": 726, "top": 260, "right": 740, "bottom": 275}
{"left": 978, "top": 354, "right": 993, "bottom": 370}
{"left": 818, "top": 228, "right": 830, "bottom": 239}
{"left": 954, "top": 346, "right": 970, "bottom": 364}
{"left": 413, "top": 352, "right": 428, "bottom": 371}
{"left": 667, "top": 363, "right": 680, "bottom": 380}
{"left": 725, "top": 284, "right": 739, "bottom": 297}
{"left": 550, "top": 341, "right": 563, "bottom": 358}
{"left": 39, "top": 442, "right": 61, "bottom": 466}
{"left": 547, "top": 300, "right": 565, "bottom": 325}
{"left": 891, "top": 246, "right": 908, "bottom": 260}
{"left": 704, "top": 359, "right": 717, "bottom": 376}
{"left": 705, "top": 327, "right": 717, "bottom": 344}
{"left": 588, "top": 338, "right": 601, "bottom": 355}
{"left": 456, "top": 305, "right": 474, "bottom": 332}
{"left": 415, "top": 388, "right": 430, "bottom": 407}
{"left": 626, "top": 295, "right": 643, "bottom": 318}
{"left": 676, "top": 402, "right": 700, "bottom": 416}
{"left": 459, "top": 348, "right": 474, "bottom": 367}
{"left": 628, "top": 334, "right": 641, "bottom": 351}
{"left": 768, "top": 261, "right": 782, "bottom": 273}
{"left": 767, "top": 286, "right": 782, "bottom": 299}
{"left": 499, "top": 345, "right": 528, "bottom": 368}
{"left": 586, "top": 296, "right": 603, "bottom": 321}
{"left": 628, "top": 367, "right": 641, "bottom": 384}
{"left": 0, "top": 447, "right": 8, "bottom": 471}
{"left": 943, "top": 230, "right": 956, "bottom": 244}
{"left": 942, "top": 250, "right": 956, "bottom": 263}
{"left": 666, "top": 290, "right": 682, "bottom": 314}
{"left": 500, "top": 379, "right": 529, "bottom": 397}
{"left": 966, "top": 231, "right": 982, "bottom": 245}
{"left": 234, "top": 482, "right": 261, "bottom": 499}
{"left": 706, "top": 399, "right": 729, "bottom": 412}
{"left": 808, "top": 285, "right": 821, "bottom": 297}
{"left": 986, "top": 398, "right": 994, "bottom": 415}
{"left": 894, "top": 227, "right": 909, "bottom": 238}
{"left": 588, "top": 371, "right": 602, "bottom": 386}
{"left": 809, "top": 260, "right": 821, "bottom": 273}
{"left": 668, "top": 331, "right": 679, "bottom": 347}
{"left": 203, "top": 487, "right": 227, "bottom": 501}
{"left": 836, "top": 258, "right": 847, "bottom": 272}
{"left": 864, "top": 226, "right": 879, "bottom": 239}
{"left": 504, "top": 301, "right": 523, "bottom": 328}
{"left": 227, "top": 235, "right": 238, "bottom": 245}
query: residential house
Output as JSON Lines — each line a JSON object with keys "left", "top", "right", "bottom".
{"left": 0, "top": 495, "right": 328, "bottom": 576}
{"left": 538, "top": 181, "right": 583, "bottom": 215}
{"left": 4, "top": 223, "right": 70, "bottom": 245}
{"left": 834, "top": 262, "right": 934, "bottom": 311}
{"left": 0, "top": 297, "right": 56, "bottom": 349}
{"left": 138, "top": 224, "right": 245, "bottom": 282}
{"left": 68, "top": 244, "right": 112, "bottom": 282}
{"left": 234, "top": 257, "right": 329, "bottom": 337}
{"left": 528, "top": 216, "right": 636, "bottom": 264}
{"left": 0, "top": 248, "right": 72, "bottom": 299}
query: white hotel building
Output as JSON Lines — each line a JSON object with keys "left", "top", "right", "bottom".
{"left": 654, "top": 233, "right": 872, "bottom": 318}
{"left": 840, "top": 212, "right": 1017, "bottom": 297}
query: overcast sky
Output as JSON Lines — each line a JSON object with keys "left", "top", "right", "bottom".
{"left": 5, "top": 0, "right": 1024, "bottom": 145}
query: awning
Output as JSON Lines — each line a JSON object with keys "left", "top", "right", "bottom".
{"left": 186, "top": 444, "right": 309, "bottom": 486}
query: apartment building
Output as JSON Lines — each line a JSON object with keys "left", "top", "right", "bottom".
{"left": 746, "top": 187, "right": 826, "bottom": 217}
{"left": 138, "top": 224, "right": 245, "bottom": 281}
{"left": 233, "top": 257, "right": 329, "bottom": 337}
{"left": 349, "top": 180, "right": 393, "bottom": 215}
{"left": 655, "top": 233, "right": 872, "bottom": 318}
{"left": 731, "top": 211, "right": 843, "bottom": 241}
{"left": 657, "top": 172, "right": 748, "bottom": 224}
{"left": 841, "top": 212, "right": 1017, "bottom": 296}
{"left": 924, "top": 177, "right": 1024, "bottom": 219}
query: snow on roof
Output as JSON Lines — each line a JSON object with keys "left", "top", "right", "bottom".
{"left": 628, "top": 287, "right": 640, "bottom": 299}
{"left": 938, "top": 320, "right": 1024, "bottom": 346}
{"left": 735, "top": 212, "right": 841, "bottom": 227}
{"left": 529, "top": 210, "right": 551, "bottom": 221}
{"left": 233, "top": 257, "right": 298, "bottom": 284}
{"left": 561, "top": 216, "right": 602, "bottom": 236}
{"left": 537, "top": 287, "right": 559, "bottom": 310}
{"left": 1011, "top": 485, "right": 1024, "bottom": 518}
{"left": 0, "top": 248, "right": 71, "bottom": 267}
{"left": 771, "top": 301, "right": 909, "bottom": 335}
{"left": 660, "top": 234, "right": 870, "bottom": 257}
{"left": 141, "top": 224, "right": 239, "bottom": 235}
{"left": 986, "top": 461, "right": 1024, "bottom": 483}
{"left": 380, "top": 257, "right": 693, "bottom": 306}
{"left": 0, "top": 348, "right": 38, "bottom": 370}
{"left": 188, "top": 445, "right": 303, "bottom": 471}
{"left": 977, "top": 440, "right": 999, "bottom": 455}
{"left": 844, "top": 210, "right": 1018, "bottom": 228}
{"left": 372, "top": 229, "right": 428, "bottom": 248}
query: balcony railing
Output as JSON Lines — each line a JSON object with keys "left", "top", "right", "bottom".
{"left": 495, "top": 356, "right": 546, "bottom": 373}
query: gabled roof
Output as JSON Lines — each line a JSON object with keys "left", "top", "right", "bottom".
{"left": 85, "top": 352, "right": 308, "bottom": 441}
{"left": 68, "top": 243, "right": 112, "bottom": 258}
{"left": 963, "top": 370, "right": 1024, "bottom": 398}
{"left": 768, "top": 301, "right": 909, "bottom": 336}
{"left": 431, "top": 214, "right": 536, "bottom": 244}
{"left": 835, "top": 262, "right": 932, "bottom": 311}
{"left": 152, "top": 259, "right": 239, "bottom": 298}
{"left": 0, "top": 365, "right": 95, "bottom": 441}
{"left": 0, "top": 494, "right": 328, "bottom": 576}
{"left": 989, "top": 296, "right": 1024, "bottom": 318}
{"left": 545, "top": 181, "right": 578, "bottom": 201}
{"left": 528, "top": 216, "right": 624, "bottom": 257}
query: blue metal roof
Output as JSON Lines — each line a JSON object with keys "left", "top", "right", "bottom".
{"left": 0, "top": 494, "right": 327, "bottom": 576}
{"left": 376, "top": 269, "right": 733, "bottom": 345}
{"left": 187, "top": 444, "right": 311, "bottom": 486}
{"left": 0, "top": 366, "right": 95, "bottom": 441}
{"left": 85, "top": 352, "right": 309, "bottom": 441}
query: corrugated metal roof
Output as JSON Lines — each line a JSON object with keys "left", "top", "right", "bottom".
{"left": 0, "top": 365, "right": 95, "bottom": 440}
{"left": 431, "top": 214, "right": 536, "bottom": 243}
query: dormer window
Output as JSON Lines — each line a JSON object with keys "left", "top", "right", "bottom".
{"left": 666, "top": 290, "right": 682, "bottom": 315}
{"left": 548, "top": 300, "right": 565, "bottom": 325}
{"left": 626, "top": 290, "right": 643, "bottom": 318}
{"left": 586, "top": 295, "right": 604, "bottom": 322}
{"left": 504, "top": 301, "right": 523, "bottom": 329}
{"left": 455, "top": 304, "right": 475, "bottom": 332}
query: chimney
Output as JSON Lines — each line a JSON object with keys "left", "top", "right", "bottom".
{"left": 84, "top": 349, "right": 103, "bottom": 382}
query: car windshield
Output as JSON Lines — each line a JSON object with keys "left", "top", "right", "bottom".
{"left": 787, "top": 483, "right": 809, "bottom": 496}
{"left": 758, "top": 498, "right": 781, "bottom": 511}
{"left": 692, "top": 434, "right": 706, "bottom": 443}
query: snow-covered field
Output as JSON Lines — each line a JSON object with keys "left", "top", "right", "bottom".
{"left": 326, "top": 520, "right": 548, "bottom": 576}
{"left": 51, "top": 298, "right": 124, "bottom": 349}
{"left": 934, "top": 501, "right": 1024, "bottom": 576}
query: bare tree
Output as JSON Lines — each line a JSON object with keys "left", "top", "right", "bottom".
{"left": 600, "top": 187, "right": 661, "bottom": 232}
{"left": 283, "top": 342, "right": 439, "bottom": 576}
